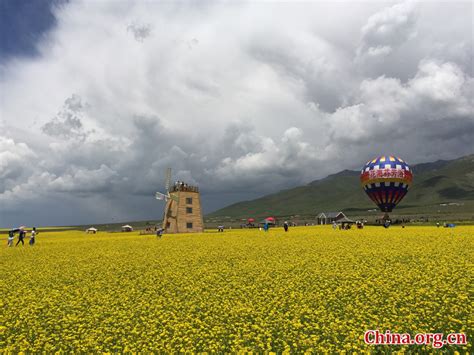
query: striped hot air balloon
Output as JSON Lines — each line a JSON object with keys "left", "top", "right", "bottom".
{"left": 360, "top": 155, "right": 413, "bottom": 213}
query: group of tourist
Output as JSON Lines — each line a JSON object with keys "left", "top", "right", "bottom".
{"left": 217, "top": 221, "right": 290, "bottom": 233}
{"left": 7, "top": 227, "right": 37, "bottom": 247}
{"left": 173, "top": 181, "right": 193, "bottom": 192}
{"left": 258, "top": 221, "right": 290, "bottom": 232}
{"left": 332, "top": 221, "right": 365, "bottom": 230}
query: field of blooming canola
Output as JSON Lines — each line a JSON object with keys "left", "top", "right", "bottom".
{"left": 0, "top": 226, "right": 472, "bottom": 352}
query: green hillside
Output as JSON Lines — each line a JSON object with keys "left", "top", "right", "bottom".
{"left": 208, "top": 154, "right": 474, "bottom": 220}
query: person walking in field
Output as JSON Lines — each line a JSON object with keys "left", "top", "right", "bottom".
{"left": 29, "top": 227, "right": 37, "bottom": 246}
{"left": 283, "top": 221, "right": 289, "bottom": 232}
{"left": 263, "top": 222, "right": 269, "bottom": 232}
{"left": 7, "top": 232, "right": 14, "bottom": 247}
{"left": 7, "top": 229, "right": 18, "bottom": 247}
{"left": 16, "top": 228, "right": 26, "bottom": 246}
{"left": 156, "top": 228, "right": 164, "bottom": 238}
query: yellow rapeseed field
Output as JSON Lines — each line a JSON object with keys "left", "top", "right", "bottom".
{"left": 0, "top": 226, "right": 472, "bottom": 352}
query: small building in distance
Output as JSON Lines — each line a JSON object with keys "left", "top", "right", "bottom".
{"left": 121, "top": 225, "right": 133, "bottom": 232}
{"left": 317, "top": 212, "right": 347, "bottom": 225}
{"left": 337, "top": 216, "right": 355, "bottom": 229}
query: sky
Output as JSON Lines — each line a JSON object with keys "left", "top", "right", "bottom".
{"left": 0, "top": 0, "right": 473, "bottom": 227}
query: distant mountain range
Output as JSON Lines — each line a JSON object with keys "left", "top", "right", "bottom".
{"left": 208, "top": 154, "right": 474, "bottom": 220}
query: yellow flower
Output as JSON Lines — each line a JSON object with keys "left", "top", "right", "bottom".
{"left": 0, "top": 226, "right": 471, "bottom": 352}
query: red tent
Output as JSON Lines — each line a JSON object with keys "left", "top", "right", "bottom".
{"left": 259, "top": 217, "right": 276, "bottom": 225}
{"left": 247, "top": 218, "right": 255, "bottom": 223}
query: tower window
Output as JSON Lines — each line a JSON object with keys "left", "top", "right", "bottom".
{"left": 186, "top": 222, "right": 193, "bottom": 229}
{"left": 186, "top": 197, "right": 193, "bottom": 204}
{"left": 186, "top": 207, "right": 193, "bottom": 214}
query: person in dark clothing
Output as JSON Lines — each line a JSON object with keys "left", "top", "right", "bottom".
{"left": 283, "top": 221, "right": 289, "bottom": 232}
{"left": 16, "top": 229, "right": 26, "bottom": 246}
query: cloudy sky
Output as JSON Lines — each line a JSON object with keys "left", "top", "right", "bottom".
{"left": 0, "top": 0, "right": 472, "bottom": 227}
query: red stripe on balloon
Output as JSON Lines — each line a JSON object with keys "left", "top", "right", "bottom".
{"left": 392, "top": 190, "right": 400, "bottom": 204}
{"left": 394, "top": 190, "right": 406, "bottom": 205}
{"left": 387, "top": 190, "right": 393, "bottom": 204}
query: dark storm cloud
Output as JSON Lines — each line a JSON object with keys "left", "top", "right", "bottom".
{"left": 127, "top": 22, "right": 152, "bottom": 42}
{"left": 0, "top": 0, "right": 472, "bottom": 226}
{"left": 42, "top": 94, "right": 87, "bottom": 139}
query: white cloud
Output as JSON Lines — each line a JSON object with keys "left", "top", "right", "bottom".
{"left": 409, "top": 60, "right": 467, "bottom": 102}
{"left": 0, "top": 137, "right": 36, "bottom": 192}
{"left": 367, "top": 45, "right": 393, "bottom": 57}
{"left": 358, "top": 0, "right": 418, "bottom": 60}
{"left": 48, "top": 164, "right": 118, "bottom": 193}
{"left": 327, "top": 59, "right": 473, "bottom": 143}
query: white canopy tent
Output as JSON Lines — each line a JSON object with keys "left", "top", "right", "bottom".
{"left": 121, "top": 225, "right": 133, "bottom": 232}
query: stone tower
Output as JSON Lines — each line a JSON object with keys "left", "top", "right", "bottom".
{"left": 162, "top": 182, "right": 204, "bottom": 233}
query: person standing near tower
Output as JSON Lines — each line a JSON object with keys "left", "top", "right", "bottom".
{"left": 156, "top": 228, "right": 164, "bottom": 238}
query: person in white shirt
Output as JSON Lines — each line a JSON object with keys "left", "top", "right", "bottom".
{"left": 29, "top": 227, "right": 37, "bottom": 246}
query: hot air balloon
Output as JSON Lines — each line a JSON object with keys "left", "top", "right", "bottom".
{"left": 360, "top": 155, "right": 413, "bottom": 220}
